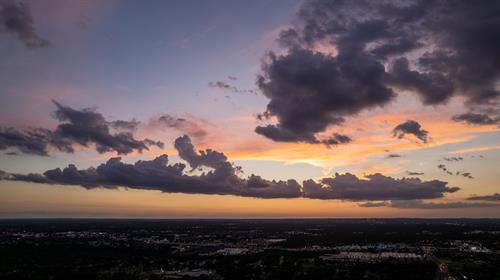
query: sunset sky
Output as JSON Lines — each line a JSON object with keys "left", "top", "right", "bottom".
{"left": 1, "top": 0, "right": 499, "bottom": 218}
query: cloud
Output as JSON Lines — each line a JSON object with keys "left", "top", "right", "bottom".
{"left": 110, "top": 120, "right": 140, "bottom": 131}
{"left": 2, "top": 135, "right": 460, "bottom": 201}
{"left": 51, "top": 101, "right": 163, "bottom": 154}
{"left": 155, "top": 114, "right": 208, "bottom": 141}
{"left": 467, "top": 193, "right": 500, "bottom": 201}
{"left": 0, "top": 0, "right": 49, "bottom": 47}
{"left": 437, "top": 164, "right": 453, "bottom": 175}
{"left": 387, "top": 58, "right": 454, "bottom": 105}
{"left": 406, "top": 171, "right": 424, "bottom": 176}
{"left": 0, "top": 127, "right": 72, "bottom": 156}
{"left": 358, "top": 200, "right": 498, "bottom": 209}
{"left": 174, "top": 134, "right": 230, "bottom": 171}
{"left": 388, "top": 200, "right": 498, "bottom": 209}
{"left": 358, "top": 201, "right": 387, "bottom": 207}
{"left": 4, "top": 135, "right": 302, "bottom": 199}
{"left": 302, "top": 173, "right": 458, "bottom": 201}
{"left": 208, "top": 81, "right": 235, "bottom": 91}
{"left": 0, "top": 101, "right": 164, "bottom": 156}
{"left": 447, "top": 145, "right": 500, "bottom": 155}
{"left": 256, "top": 48, "right": 393, "bottom": 144}
{"left": 452, "top": 112, "right": 499, "bottom": 125}
{"left": 322, "top": 133, "right": 352, "bottom": 146}
{"left": 255, "top": 124, "right": 351, "bottom": 147}
{"left": 208, "top": 81, "right": 256, "bottom": 94}
{"left": 255, "top": 0, "right": 500, "bottom": 143}
{"left": 393, "top": 120, "right": 428, "bottom": 143}
{"left": 443, "top": 157, "right": 463, "bottom": 162}
{"left": 437, "top": 164, "right": 474, "bottom": 179}
{"left": 173, "top": 135, "right": 302, "bottom": 198}
{"left": 459, "top": 172, "right": 473, "bottom": 179}
{"left": 0, "top": 169, "right": 8, "bottom": 179}
{"left": 387, "top": 154, "right": 401, "bottom": 158}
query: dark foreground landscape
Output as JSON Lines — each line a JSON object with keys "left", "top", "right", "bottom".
{"left": 1, "top": 219, "right": 499, "bottom": 280}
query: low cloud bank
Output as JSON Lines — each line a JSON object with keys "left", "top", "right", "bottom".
{"left": 2, "top": 135, "right": 461, "bottom": 202}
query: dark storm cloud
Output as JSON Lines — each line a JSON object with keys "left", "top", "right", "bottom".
{"left": 452, "top": 113, "right": 499, "bottom": 126}
{"left": 155, "top": 114, "right": 208, "bottom": 141}
{"left": 0, "top": 0, "right": 49, "bottom": 47}
{"left": 2, "top": 135, "right": 460, "bottom": 201}
{"left": 467, "top": 193, "right": 500, "bottom": 201}
{"left": 256, "top": 0, "right": 500, "bottom": 143}
{"left": 388, "top": 200, "right": 498, "bottom": 209}
{"left": 0, "top": 101, "right": 163, "bottom": 156}
{"left": 256, "top": 48, "right": 393, "bottom": 144}
{"left": 393, "top": 120, "right": 428, "bottom": 143}
{"left": 302, "top": 173, "right": 458, "bottom": 201}
{"left": 387, "top": 58, "right": 454, "bottom": 104}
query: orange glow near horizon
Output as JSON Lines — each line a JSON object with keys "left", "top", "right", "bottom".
{"left": 2, "top": 181, "right": 498, "bottom": 218}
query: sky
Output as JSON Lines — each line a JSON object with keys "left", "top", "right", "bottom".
{"left": 0, "top": 0, "right": 499, "bottom": 218}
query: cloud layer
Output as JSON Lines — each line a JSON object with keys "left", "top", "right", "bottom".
{"left": 2, "top": 135, "right": 461, "bottom": 202}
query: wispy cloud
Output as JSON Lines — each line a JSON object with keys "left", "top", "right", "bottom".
{"left": 447, "top": 144, "right": 500, "bottom": 155}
